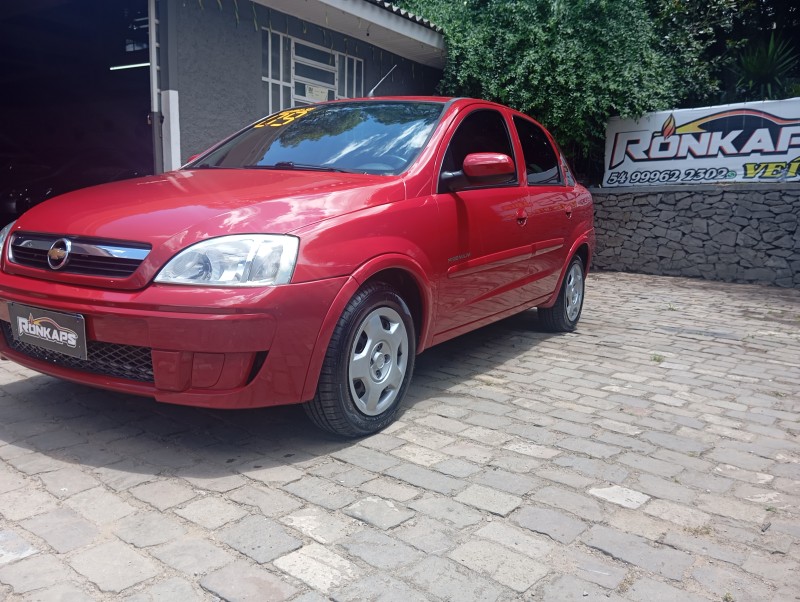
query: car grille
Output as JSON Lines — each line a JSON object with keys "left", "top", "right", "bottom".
{"left": 8, "top": 232, "right": 150, "bottom": 278}
{"left": 1, "top": 321, "right": 154, "bottom": 383}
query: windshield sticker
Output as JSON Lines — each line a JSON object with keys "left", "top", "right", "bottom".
{"left": 254, "top": 107, "right": 317, "bottom": 128}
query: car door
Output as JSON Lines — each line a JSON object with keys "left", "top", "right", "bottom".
{"left": 433, "top": 107, "right": 541, "bottom": 336}
{"left": 512, "top": 115, "right": 576, "bottom": 297}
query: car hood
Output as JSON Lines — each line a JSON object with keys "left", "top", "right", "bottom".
{"left": 16, "top": 169, "right": 406, "bottom": 247}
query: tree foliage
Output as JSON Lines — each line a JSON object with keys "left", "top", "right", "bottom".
{"left": 398, "top": 0, "right": 742, "bottom": 173}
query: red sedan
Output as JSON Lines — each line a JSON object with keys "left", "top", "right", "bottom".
{"left": 0, "top": 98, "right": 594, "bottom": 436}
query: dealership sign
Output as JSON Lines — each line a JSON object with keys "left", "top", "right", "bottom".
{"left": 604, "top": 98, "right": 800, "bottom": 187}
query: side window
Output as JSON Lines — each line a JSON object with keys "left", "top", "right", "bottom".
{"left": 513, "top": 116, "right": 562, "bottom": 185}
{"left": 440, "top": 109, "right": 516, "bottom": 187}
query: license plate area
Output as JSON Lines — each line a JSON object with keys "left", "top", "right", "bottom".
{"left": 8, "top": 303, "right": 88, "bottom": 360}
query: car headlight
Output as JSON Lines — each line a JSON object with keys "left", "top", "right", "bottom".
{"left": 155, "top": 234, "right": 299, "bottom": 286}
{"left": 0, "top": 220, "right": 16, "bottom": 255}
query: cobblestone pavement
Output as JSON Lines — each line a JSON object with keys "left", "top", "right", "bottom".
{"left": 1, "top": 272, "right": 799, "bottom": 601}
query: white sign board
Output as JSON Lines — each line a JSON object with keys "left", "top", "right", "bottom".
{"left": 603, "top": 98, "right": 800, "bottom": 186}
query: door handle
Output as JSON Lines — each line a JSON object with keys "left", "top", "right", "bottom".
{"left": 516, "top": 208, "right": 528, "bottom": 226}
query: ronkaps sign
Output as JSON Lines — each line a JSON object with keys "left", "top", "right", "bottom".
{"left": 603, "top": 98, "right": 800, "bottom": 187}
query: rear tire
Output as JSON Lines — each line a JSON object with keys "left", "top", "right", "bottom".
{"left": 538, "top": 256, "right": 585, "bottom": 332}
{"left": 304, "top": 282, "right": 416, "bottom": 437}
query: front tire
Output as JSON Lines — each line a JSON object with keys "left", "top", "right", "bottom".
{"left": 304, "top": 282, "right": 416, "bottom": 437}
{"left": 538, "top": 256, "right": 585, "bottom": 332}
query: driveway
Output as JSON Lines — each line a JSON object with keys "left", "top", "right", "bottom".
{"left": 0, "top": 271, "right": 798, "bottom": 601}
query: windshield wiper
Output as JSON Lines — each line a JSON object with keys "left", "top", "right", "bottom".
{"left": 244, "top": 162, "right": 357, "bottom": 173}
{"left": 193, "top": 163, "right": 239, "bottom": 169}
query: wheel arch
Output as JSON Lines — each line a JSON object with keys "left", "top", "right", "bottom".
{"left": 300, "top": 254, "right": 434, "bottom": 402}
{"left": 539, "top": 236, "right": 593, "bottom": 309}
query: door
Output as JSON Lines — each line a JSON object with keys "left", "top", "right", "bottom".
{"left": 434, "top": 108, "right": 541, "bottom": 335}
{"left": 512, "top": 115, "right": 576, "bottom": 297}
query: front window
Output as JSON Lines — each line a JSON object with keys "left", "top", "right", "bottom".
{"left": 189, "top": 101, "right": 445, "bottom": 176}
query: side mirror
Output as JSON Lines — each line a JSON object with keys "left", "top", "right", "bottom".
{"left": 440, "top": 152, "right": 515, "bottom": 192}
{"left": 463, "top": 153, "right": 515, "bottom": 183}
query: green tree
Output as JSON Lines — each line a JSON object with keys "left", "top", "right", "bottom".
{"left": 398, "top": 0, "right": 743, "bottom": 177}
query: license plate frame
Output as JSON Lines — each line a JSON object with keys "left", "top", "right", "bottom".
{"left": 8, "top": 302, "right": 88, "bottom": 360}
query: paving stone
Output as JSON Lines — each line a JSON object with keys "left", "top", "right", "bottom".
{"left": 273, "top": 543, "right": 360, "bottom": 593}
{"left": 0, "top": 554, "right": 73, "bottom": 594}
{"left": 333, "top": 572, "right": 432, "bottom": 602}
{"left": 401, "top": 555, "right": 503, "bottom": 602}
{"left": 236, "top": 460, "right": 304, "bottom": 485}
{"left": 340, "top": 529, "right": 424, "bottom": 569}
{"left": 474, "top": 521, "right": 553, "bottom": 558}
{"left": 216, "top": 515, "right": 301, "bottom": 563}
{"left": 174, "top": 495, "right": 248, "bottom": 529}
{"left": 226, "top": 483, "right": 303, "bottom": 517}
{"left": 695, "top": 493, "right": 767, "bottom": 523}
{"left": 124, "top": 577, "right": 205, "bottom": 602}
{"left": 449, "top": 539, "right": 549, "bottom": 592}
{"left": 588, "top": 485, "right": 650, "bottom": 508}
{"left": 633, "top": 474, "right": 697, "bottom": 504}
{"left": 129, "top": 480, "right": 197, "bottom": 511}
{"left": 280, "top": 507, "right": 362, "bottom": 544}
{"left": 69, "top": 541, "right": 159, "bottom": 593}
{"left": 344, "top": 496, "right": 415, "bottom": 529}
{"left": 558, "top": 548, "right": 628, "bottom": 589}
{"left": 331, "top": 445, "right": 402, "bottom": 472}
{"left": 360, "top": 476, "right": 422, "bottom": 501}
{"left": 0, "top": 488, "right": 59, "bottom": 521}
{"left": 438, "top": 440, "right": 495, "bottom": 464}
{"left": 618, "top": 452, "right": 685, "bottom": 477}
{"left": 512, "top": 505, "right": 587, "bottom": 544}
{"left": 661, "top": 530, "right": 746, "bottom": 565}
{"left": 281, "top": 476, "right": 358, "bottom": 509}
{"left": 692, "top": 563, "right": 774, "bottom": 601}
{"left": 454, "top": 484, "right": 521, "bottom": 516}
{"left": 38, "top": 468, "right": 99, "bottom": 499}
{"left": 408, "top": 494, "right": 483, "bottom": 528}
{"left": 385, "top": 464, "right": 466, "bottom": 495}
{"left": 150, "top": 537, "right": 233, "bottom": 576}
{"left": 582, "top": 525, "right": 694, "bottom": 580}
{"left": 391, "top": 444, "right": 449, "bottom": 466}
{"left": 538, "top": 574, "right": 628, "bottom": 602}
{"left": 113, "top": 512, "right": 187, "bottom": 548}
{"left": 0, "top": 529, "right": 37, "bottom": 566}
{"left": 92, "top": 459, "right": 158, "bottom": 491}
{"left": 642, "top": 431, "right": 711, "bottom": 454}
{"left": 473, "top": 467, "right": 539, "bottom": 495}
{"left": 552, "top": 455, "right": 629, "bottom": 483}
{"left": 556, "top": 437, "right": 621, "bottom": 459}
{"left": 395, "top": 426, "right": 457, "bottom": 449}
{"left": 393, "top": 516, "right": 460, "bottom": 554}
{"left": 200, "top": 561, "right": 297, "bottom": 601}
{"left": 643, "top": 499, "right": 710, "bottom": 529}
{"left": 626, "top": 576, "right": 710, "bottom": 602}
{"left": 534, "top": 486, "right": 605, "bottom": 521}
{"left": 25, "top": 582, "right": 96, "bottom": 602}
{"left": 20, "top": 508, "right": 99, "bottom": 553}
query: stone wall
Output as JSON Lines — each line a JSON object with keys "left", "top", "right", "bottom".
{"left": 590, "top": 183, "right": 800, "bottom": 288}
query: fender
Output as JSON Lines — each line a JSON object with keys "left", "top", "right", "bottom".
{"left": 538, "top": 228, "right": 595, "bottom": 309}
{"left": 300, "top": 253, "right": 435, "bottom": 402}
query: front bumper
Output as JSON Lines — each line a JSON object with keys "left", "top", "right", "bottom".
{"left": 0, "top": 273, "right": 348, "bottom": 408}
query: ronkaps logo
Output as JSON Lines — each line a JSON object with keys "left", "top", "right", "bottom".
{"left": 609, "top": 109, "right": 800, "bottom": 169}
{"left": 17, "top": 314, "right": 78, "bottom": 348}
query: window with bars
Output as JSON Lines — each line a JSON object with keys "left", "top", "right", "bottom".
{"left": 261, "top": 31, "right": 364, "bottom": 114}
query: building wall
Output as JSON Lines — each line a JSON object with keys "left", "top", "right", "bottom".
{"left": 591, "top": 183, "right": 800, "bottom": 288}
{"left": 170, "top": 1, "right": 442, "bottom": 163}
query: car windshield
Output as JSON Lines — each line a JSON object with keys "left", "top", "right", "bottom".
{"left": 188, "top": 101, "right": 445, "bottom": 176}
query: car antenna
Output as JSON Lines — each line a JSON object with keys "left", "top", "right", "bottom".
{"left": 367, "top": 65, "right": 397, "bottom": 97}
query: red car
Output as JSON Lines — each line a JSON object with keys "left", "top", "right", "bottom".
{"left": 0, "top": 98, "right": 594, "bottom": 436}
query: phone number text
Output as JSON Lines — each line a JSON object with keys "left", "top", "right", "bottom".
{"left": 606, "top": 168, "right": 736, "bottom": 185}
